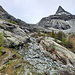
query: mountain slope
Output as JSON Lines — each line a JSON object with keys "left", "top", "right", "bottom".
{"left": 0, "top": 5, "right": 27, "bottom": 26}
{"left": 38, "top": 6, "right": 75, "bottom": 31}
{"left": 0, "top": 5, "right": 75, "bottom": 75}
{"left": 0, "top": 5, "right": 41, "bottom": 32}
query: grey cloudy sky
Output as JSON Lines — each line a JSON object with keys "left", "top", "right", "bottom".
{"left": 0, "top": 0, "right": 75, "bottom": 24}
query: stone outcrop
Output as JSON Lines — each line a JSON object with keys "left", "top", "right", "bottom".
{"left": 38, "top": 6, "right": 75, "bottom": 30}
{"left": 0, "top": 19, "right": 29, "bottom": 49}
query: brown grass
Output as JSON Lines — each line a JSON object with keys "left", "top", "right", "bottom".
{"left": 0, "top": 48, "right": 24, "bottom": 75}
{"left": 70, "top": 35, "right": 75, "bottom": 53}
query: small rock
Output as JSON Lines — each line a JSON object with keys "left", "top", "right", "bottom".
{"left": 14, "top": 64, "right": 22, "bottom": 68}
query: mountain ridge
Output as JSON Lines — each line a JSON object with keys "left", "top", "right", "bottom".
{"left": 0, "top": 5, "right": 75, "bottom": 32}
{"left": 38, "top": 6, "right": 75, "bottom": 30}
{"left": 0, "top": 5, "right": 27, "bottom": 26}
{"left": 0, "top": 5, "right": 75, "bottom": 75}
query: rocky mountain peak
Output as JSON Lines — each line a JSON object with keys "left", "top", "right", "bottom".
{"left": 55, "top": 6, "right": 72, "bottom": 15}
{"left": 56, "top": 6, "right": 65, "bottom": 14}
{"left": 38, "top": 6, "right": 75, "bottom": 30}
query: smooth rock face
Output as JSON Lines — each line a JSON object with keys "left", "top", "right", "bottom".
{"left": 66, "top": 19, "right": 75, "bottom": 33}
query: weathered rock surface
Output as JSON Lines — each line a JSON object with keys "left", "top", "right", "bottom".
{"left": 1, "top": 5, "right": 75, "bottom": 33}
{"left": 0, "top": 19, "right": 29, "bottom": 49}
{"left": 38, "top": 19, "right": 71, "bottom": 30}
{"left": 38, "top": 6, "right": 75, "bottom": 31}
{"left": 0, "top": 5, "right": 75, "bottom": 75}
{"left": 22, "top": 34, "right": 75, "bottom": 75}
{"left": 0, "top": 5, "right": 42, "bottom": 32}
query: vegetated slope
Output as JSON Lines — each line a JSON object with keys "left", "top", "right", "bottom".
{"left": 0, "top": 5, "right": 75, "bottom": 75}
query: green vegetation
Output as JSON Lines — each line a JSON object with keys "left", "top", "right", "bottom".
{"left": 51, "top": 43, "right": 55, "bottom": 51}
{"left": 56, "top": 31, "right": 72, "bottom": 48}
{"left": 0, "top": 33, "right": 3, "bottom": 56}
{"left": 9, "top": 18, "right": 17, "bottom": 24}
{"left": 66, "top": 36, "right": 73, "bottom": 48}
{"left": 37, "top": 30, "right": 41, "bottom": 35}
{"left": 36, "top": 30, "right": 73, "bottom": 50}
{"left": 47, "top": 30, "right": 73, "bottom": 49}
{"left": 62, "top": 37, "right": 66, "bottom": 45}
{"left": 46, "top": 32, "right": 52, "bottom": 37}
{"left": 57, "top": 31, "right": 63, "bottom": 41}
{"left": 0, "top": 52, "right": 2, "bottom": 56}
{"left": 42, "top": 33, "right": 46, "bottom": 38}
{"left": 36, "top": 30, "right": 73, "bottom": 49}
{"left": 0, "top": 66, "right": 6, "bottom": 72}
{"left": 52, "top": 30, "right": 55, "bottom": 38}
{"left": 10, "top": 20, "right": 17, "bottom": 24}
{"left": 57, "top": 31, "right": 66, "bottom": 41}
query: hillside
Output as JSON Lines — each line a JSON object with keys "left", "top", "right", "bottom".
{"left": 0, "top": 5, "right": 75, "bottom": 75}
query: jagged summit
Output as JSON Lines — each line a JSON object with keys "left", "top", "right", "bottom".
{"left": 56, "top": 6, "right": 65, "bottom": 14}
{"left": 55, "top": 6, "right": 72, "bottom": 15}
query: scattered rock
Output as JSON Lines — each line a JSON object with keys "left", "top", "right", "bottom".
{"left": 14, "top": 64, "right": 22, "bottom": 68}
{"left": 12, "top": 54, "right": 16, "bottom": 58}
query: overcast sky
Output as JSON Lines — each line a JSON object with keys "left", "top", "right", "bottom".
{"left": 0, "top": 0, "right": 75, "bottom": 24}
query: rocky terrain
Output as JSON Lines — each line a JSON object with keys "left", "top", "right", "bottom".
{"left": 38, "top": 6, "right": 75, "bottom": 33}
{"left": 0, "top": 5, "right": 75, "bottom": 75}
{"left": 0, "top": 5, "right": 75, "bottom": 33}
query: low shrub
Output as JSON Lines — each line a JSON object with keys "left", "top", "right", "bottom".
{"left": 10, "top": 20, "right": 17, "bottom": 24}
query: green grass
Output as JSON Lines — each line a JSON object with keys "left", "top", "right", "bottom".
{"left": 10, "top": 20, "right": 17, "bottom": 24}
